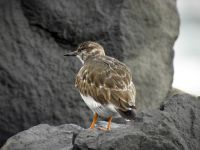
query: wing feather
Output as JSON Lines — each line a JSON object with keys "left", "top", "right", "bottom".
{"left": 75, "top": 56, "right": 136, "bottom": 111}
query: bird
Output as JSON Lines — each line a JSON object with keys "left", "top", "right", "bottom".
{"left": 64, "top": 41, "right": 136, "bottom": 130}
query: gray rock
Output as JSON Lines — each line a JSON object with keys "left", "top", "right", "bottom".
{"left": 2, "top": 93, "right": 200, "bottom": 150}
{"left": 74, "top": 93, "right": 200, "bottom": 150}
{"left": 0, "top": 0, "right": 179, "bottom": 146}
{"left": 1, "top": 124, "right": 83, "bottom": 150}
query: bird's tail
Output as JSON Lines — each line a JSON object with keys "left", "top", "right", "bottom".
{"left": 117, "top": 108, "right": 136, "bottom": 120}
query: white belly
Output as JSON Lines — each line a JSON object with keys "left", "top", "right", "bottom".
{"left": 80, "top": 94, "right": 120, "bottom": 118}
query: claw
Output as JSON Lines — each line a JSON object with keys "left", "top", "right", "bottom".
{"left": 98, "top": 127, "right": 110, "bottom": 131}
{"left": 89, "top": 113, "right": 112, "bottom": 131}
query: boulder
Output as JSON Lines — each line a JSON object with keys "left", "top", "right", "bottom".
{"left": 0, "top": 0, "right": 179, "bottom": 146}
{"left": 2, "top": 93, "right": 200, "bottom": 150}
{"left": 2, "top": 124, "right": 83, "bottom": 150}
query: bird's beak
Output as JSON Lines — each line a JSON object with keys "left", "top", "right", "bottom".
{"left": 64, "top": 51, "right": 78, "bottom": 56}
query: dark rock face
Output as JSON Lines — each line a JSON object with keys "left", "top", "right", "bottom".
{"left": 0, "top": 0, "right": 179, "bottom": 146}
{"left": 2, "top": 124, "right": 83, "bottom": 150}
{"left": 2, "top": 94, "right": 200, "bottom": 150}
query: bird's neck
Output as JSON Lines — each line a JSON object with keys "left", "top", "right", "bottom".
{"left": 78, "top": 51, "right": 105, "bottom": 64}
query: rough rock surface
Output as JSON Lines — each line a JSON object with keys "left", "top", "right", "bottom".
{"left": 0, "top": 0, "right": 179, "bottom": 146}
{"left": 2, "top": 124, "right": 83, "bottom": 150}
{"left": 2, "top": 94, "right": 200, "bottom": 150}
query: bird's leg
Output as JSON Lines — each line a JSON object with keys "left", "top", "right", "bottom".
{"left": 98, "top": 116, "right": 112, "bottom": 131}
{"left": 90, "top": 112, "right": 98, "bottom": 129}
{"left": 107, "top": 116, "right": 112, "bottom": 130}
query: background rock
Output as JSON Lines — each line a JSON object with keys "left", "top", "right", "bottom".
{"left": 2, "top": 93, "right": 200, "bottom": 150}
{"left": 0, "top": 0, "right": 179, "bottom": 146}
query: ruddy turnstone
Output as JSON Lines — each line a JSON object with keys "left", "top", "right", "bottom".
{"left": 64, "top": 41, "right": 136, "bottom": 130}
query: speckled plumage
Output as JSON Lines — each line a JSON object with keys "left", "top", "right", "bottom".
{"left": 65, "top": 41, "right": 136, "bottom": 126}
{"left": 75, "top": 55, "right": 136, "bottom": 113}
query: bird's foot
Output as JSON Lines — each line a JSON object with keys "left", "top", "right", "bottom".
{"left": 98, "top": 127, "right": 110, "bottom": 131}
{"left": 89, "top": 126, "right": 95, "bottom": 129}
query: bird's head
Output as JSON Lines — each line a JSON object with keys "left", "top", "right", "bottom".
{"left": 64, "top": 41, "right": 105, "bottom": 63}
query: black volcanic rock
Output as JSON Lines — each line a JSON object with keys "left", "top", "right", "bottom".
{"left": 0, "top": 0, "right": 179, "bottom": 146}
{"left": 2, "top": 94, "right": 200, "bottom": 150}
{"left": 2, "top": 124, "right": 83, "bottom": 150}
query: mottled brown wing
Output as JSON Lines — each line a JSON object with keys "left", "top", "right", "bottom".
{"left": 75, "top": 56, "right": 136, "bottom": 111}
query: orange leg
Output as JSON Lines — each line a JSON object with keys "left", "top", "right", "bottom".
{"left": 107, "top": 116, "right": 112, "bottom": 130}
{"left": 98, "top": 116, "right": 112, "bottom": 131}
{"left": 90, "top": 112, "right": 98, "bottom": 129}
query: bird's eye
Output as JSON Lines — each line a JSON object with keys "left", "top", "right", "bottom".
{"left": 78, "top": 47, "right": 85, "bottom": 52}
